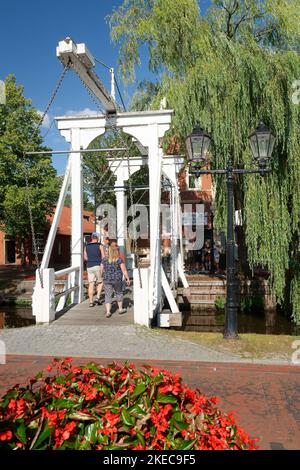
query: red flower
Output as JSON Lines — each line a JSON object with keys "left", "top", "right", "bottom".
{"left": 0, "top": 431, "right": 13, "bottom": 441}
{"left": 0, "top": 360, "right": 259, "bottom": 451}
{"left": 85, "top": 386, "right": 98, "bottom": 401}
{"left": 104, "top": 411, "right": 120, "bottom": 426}
{"left": 16, "top": 399, "right": 25, "bottom": 418}
{"left": 133, "top": 443, "right": 145, "bottom": 450}
{"left": 8, "top": 399, "right": 16, "bottom": 411}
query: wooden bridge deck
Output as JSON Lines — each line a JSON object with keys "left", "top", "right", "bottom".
{"left": 54, "top": 291, "right": 134, "bottom": 326}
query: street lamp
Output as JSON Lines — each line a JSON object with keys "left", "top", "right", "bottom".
{"left": 186, "top": 121, "right": 275, "bottom": 339}
{"left": 185, "top": 123, "right": 211, "bottom": 166}
{"left": 248, "top": 121, "right": 276, "bottom": 171}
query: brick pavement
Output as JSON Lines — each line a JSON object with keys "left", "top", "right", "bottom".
{"left": 0, "top": 355, "right": 299, "bottom": 450}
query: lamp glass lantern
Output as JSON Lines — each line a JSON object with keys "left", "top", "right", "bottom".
{"left": 185, "top": 123, "right": 211, "bottom": 167}
{"left": 249, "top": 121, "right": 275, "bottom": 168}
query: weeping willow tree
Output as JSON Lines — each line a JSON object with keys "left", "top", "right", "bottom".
{"left": 108, "top": 0, "right": 300, "bottom": 323}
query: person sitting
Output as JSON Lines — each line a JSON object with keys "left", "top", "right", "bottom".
{"left": 100, "top": 244, "right": 130, "bottom": 318}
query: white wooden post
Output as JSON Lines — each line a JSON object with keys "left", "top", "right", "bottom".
{"left": 41, "top": 157, "right": 71, "bottom": 269}
{"left": 133, "top": 267, "right": 150, "bottom": 326}
{"left": 32, "top": 268, "right": 55, "bottom": 323}
{"left": 70, "top": 128, "right": 83, "bottom": 303}
{"left": 148, "top": 123, "right": 162, "bottom": 318}
{"left": 115, "top": 165, "right": 126, "bottom": 255}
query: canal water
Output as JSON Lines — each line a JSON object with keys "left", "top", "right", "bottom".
{"left": 0, "top": 305, "right": 298, "bottom": 335}
{"left": 0, "top": 306, "right": 35, "bottom": 329}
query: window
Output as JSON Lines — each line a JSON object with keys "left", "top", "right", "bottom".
{"left": 34, "top": 235, "right": 45, "bottom": 255}
{"left": 187, "top": 173, "right": 202, "bottom": 190}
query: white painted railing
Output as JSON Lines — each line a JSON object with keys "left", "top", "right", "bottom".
{"left": 55, "top": 266, "right": 80, "bottom": 313}
{"left": 32, "top": 266, "right": 80, "bottom": 324}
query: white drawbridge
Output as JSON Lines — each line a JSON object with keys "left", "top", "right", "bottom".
{"left": 32, "top": 38, "right": 188, "bottom": 327}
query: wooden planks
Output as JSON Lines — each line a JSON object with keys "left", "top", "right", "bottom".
{"left": 55, "top": 295, "right": 134, "bottom": 326}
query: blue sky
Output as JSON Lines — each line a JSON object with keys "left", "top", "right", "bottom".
{"left": 1, "top": 0, "right": 210, "bottom": 175}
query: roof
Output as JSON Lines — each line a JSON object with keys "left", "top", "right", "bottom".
{"left": 47, "top": 206, "right": 95, "bottom": 236}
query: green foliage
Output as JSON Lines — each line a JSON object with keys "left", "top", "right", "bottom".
{"left": 240, "top": 294, "right": 265, "bottom": 314}
{"left": 0, "top": 75, "right": 59, "bottom": 253}
{"left": 109, "top": 0, "right": 300, "bottom": 323}
{"left": 0, "top": 358, "right": 258, "bottom": 450}
{"left": 130, "top": 80, "right": 161, "bottom": 111}
{"left": 215, "top": 296, "right": 226, "bottom": 311}
{"left": 83, "top": 128, "right": 143, "bottom": 208}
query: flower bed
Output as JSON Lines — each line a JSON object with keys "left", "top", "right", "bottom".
{"left": 0, "top": 358, "right": 258, "bottom": 450}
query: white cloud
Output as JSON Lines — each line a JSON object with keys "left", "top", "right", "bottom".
{"left": 37, "top": 111, "right": 52, "bottom": 129}
{"left": 65, "top": 107, "right": 99, "bottom": 117}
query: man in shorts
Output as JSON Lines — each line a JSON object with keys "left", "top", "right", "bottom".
{"left": 84, "top": 232, "right": 105, "bottom": 307}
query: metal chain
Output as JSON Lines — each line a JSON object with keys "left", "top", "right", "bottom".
{"left": 23, "top": 62, "right": 71, "bottom": 288}
{"left": 106, "top": 117, "right": 143, "bottom": 288}
{"left": 69, "top": 61, "right": 105, "bottom": 114}
{"left": 72, "top": 55, "right": 143, "bottom": 287}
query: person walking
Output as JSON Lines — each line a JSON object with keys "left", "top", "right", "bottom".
{"left": 110, "top": 240, "right": 127, "bottom": 292}
{"left": 110, "top": 240, "right": 126, "bottom": 262}
{"left": 84, "top": 232, "right": 105, "bottom": 307}
{"left": 100, "top": 244, "right": 130, "bottom": 318}
{"left": 103, "top": 237, "right": 110, "bottom": 257}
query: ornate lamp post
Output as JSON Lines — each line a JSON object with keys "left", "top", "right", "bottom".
{"left": 186, "top": 122, "right": 275, "bottom": 339}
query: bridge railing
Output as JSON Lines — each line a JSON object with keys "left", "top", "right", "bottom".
{"left": 32, "top": 266, "right": 80, "bottom": 323}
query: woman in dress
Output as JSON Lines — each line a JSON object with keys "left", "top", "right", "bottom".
{"left": 100, "top": 244, "right": 130, "bottom": 318}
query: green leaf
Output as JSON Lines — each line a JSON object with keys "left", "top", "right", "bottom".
{"left": 23, "top": 391, "right": 34, "bottom": 401}
{"left": 121, "top": 409, "right": 135, "bottom": 427}
{"left": 178, "top": 439, "right": 196, "bottom": 450}
{"left": 68, "top": 411, "right": 96, "bottom": 421}
{"left": 55, "top": 375, "right": 66, "bottom": 384}
{"left": 128, "top": 404, "right": 147, "bottom": 417}
{"left": 154, "top": 372, "right": 164, "bottom": 384}
{"left": 84, "top": 423, "right": 98, "bottom": 444}
{"left": 53, "top": 398, "right": 78, "bottom": 409}
{"left": 27, "top": 419, "right": 39, "bottom": 430}
{"left": 15, "top": 422, "right": 27, "bottom": 444}
{"left": 35, "top": 371, "right": 43, "bottom": 380}
{"left": 107, "top": 444, "right": 124, "bottom": 450}
{"left": 174, "top": 420, "right": 189, "bottom": 431}
{"left": 172, "top": 411, "right": 184, "bottom": 422}
{"left": 0, "top": 390, "right": 18, "bottom": 407}
{"left": 156, "top": 393, "right": 178, "bottom": 404}
{"left": 131, "top": 383, "right": 146, "bottom": 398}
{"left": 0, "top": 398, "right": 9, "bottom": 409}
{"left": 136, "top": 430, "right": 145, "bottom": 446}
{"left": 85, "top": 363, "right": 101, "bottom": 373}
{"left": 33, "top": 421, "right": 54, "bottom": 449}
{"left": 102, "top": 385, "right": 111, "bottom": 396}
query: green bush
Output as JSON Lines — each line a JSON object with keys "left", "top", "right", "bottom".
{"left": 240, "top": 295, "right": 264, "bottom": 314}
{"left": 215, "top": 296, "right": 225, "bottom": 311}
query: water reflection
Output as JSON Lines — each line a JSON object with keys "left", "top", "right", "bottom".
{"left": 215, "top": 310, "right": 299, "bottom": 335}
{"left": 0, "top": 305, "right": 299, "bottom": 335}
{"left": 0, "top": 306, "right": 35, "bottom": 329}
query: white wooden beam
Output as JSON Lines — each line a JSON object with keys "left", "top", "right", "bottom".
{"left": 41, "top": 157, "right": 71, "bottom": 269}
{"left": 70, "top": 129, "right": 83, "bottom": 303}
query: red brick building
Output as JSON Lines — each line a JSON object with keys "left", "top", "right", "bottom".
{"left": 0, "top": 207, "right": 95, "bottom": 269}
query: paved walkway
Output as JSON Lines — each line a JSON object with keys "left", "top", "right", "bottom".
{"left": 0, "top": 322, "right": 240, "bottom": 362}
{"left": 1, "top": 355, "right": 299, "bottom": 450}
{"left": 55, "top": 297, "right": 134, "bottom": 326}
